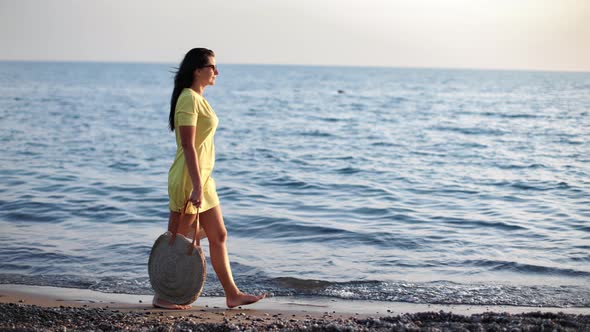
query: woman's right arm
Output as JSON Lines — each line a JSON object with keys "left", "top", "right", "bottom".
{"left": 179, "top": 125, "right": 203, "bottom": 208}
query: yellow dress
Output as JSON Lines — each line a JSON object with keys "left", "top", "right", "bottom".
{"left": 168, "top": 88, "right": 219, "bottom": 214}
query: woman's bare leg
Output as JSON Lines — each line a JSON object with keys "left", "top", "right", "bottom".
{"left": 199, "top": 205, "right": 266, "bottom": 308}
{"left": 152, "top": 211, "right": 197, "bottom": 310}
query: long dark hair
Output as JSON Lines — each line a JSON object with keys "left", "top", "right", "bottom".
{"left": 169, "top": 48, "right": 215, "bottom": 131}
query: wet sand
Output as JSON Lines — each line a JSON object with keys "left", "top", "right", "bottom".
{"left": 1, "top": 284, "right": 589, "bottom": 331}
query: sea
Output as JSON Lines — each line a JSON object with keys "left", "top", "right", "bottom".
{"left": 0, "top": 61, "right": 589, "bottom": 308}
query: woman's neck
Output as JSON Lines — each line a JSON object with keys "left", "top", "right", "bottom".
{"left": 190, "top": 83, "right": 205, "bottom": 96}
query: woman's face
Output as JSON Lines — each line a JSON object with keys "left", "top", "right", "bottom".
{"left": 194, "top": 56, "right": 218, "bottom": 86}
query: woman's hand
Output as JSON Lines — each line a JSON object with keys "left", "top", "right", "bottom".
{"left": 189, "top": 186, "right": 203, "bottom": 209}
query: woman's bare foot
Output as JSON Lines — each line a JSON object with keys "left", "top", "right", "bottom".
{"left": 226, "top": 292, "right": 266, "bottom": 309}
{"left": 152, "top": 296, "right": 192, "bottom": 310}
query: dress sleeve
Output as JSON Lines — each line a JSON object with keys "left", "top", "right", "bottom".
{"left": 176, "top": 94, "right": 198, "bottom": 126}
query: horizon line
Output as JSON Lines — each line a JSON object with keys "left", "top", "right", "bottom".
{"left": 0, "top": 59, "right": 588, "bottom": 75}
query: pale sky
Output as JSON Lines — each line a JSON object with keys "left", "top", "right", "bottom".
{"left": 1, "top": 0, "right": 589, "bottom": 72}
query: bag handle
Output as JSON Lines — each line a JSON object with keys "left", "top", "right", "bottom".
{"left": 189, "top": 204, "right": 201, "bottom": 254}
{"left": 168, "top": 200, "right": 201, "bottom": 255}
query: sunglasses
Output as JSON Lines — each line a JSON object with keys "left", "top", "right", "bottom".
{"left": 201, "top": 64, "right": 217, "bottom": 71}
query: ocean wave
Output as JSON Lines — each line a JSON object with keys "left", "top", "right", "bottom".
{"left": 430, "top": 125, "right": 507, "bottom": 136}
{"left": 458, "top": 260, "right": 590, "bottom": 277}
{"left": 480, "top": 112, "right": 541, "bottom": 119}
{"left": 2, "top": 273, "right": 589, "bottom": 307}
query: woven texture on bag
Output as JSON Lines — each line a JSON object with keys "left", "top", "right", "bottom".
{"left": 148, "top": 231, "right": 206, "bottom": 305}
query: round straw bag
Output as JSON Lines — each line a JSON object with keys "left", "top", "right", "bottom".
{"left": 148, "top": 202, "right": 206, "bottom": 305}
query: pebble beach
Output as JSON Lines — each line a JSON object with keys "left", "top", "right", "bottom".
{"left": 2, "top": 302, "right": 590, "bottom": 331}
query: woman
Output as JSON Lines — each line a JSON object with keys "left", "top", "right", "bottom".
{"left": 153, "top": 48, "right": 266, "bottom": 310}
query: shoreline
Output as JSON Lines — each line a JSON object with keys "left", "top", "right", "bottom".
{"left": 1, "top": 284, "right": 590, "bottom": 331}
{"left": 3, "top": 284, "right": 590, "bottom": 316}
